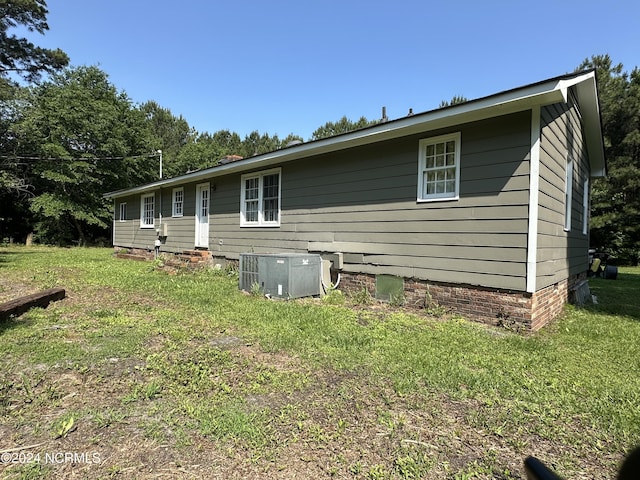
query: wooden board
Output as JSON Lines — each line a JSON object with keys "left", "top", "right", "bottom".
{"left": 0, "top": 288, "right": 66, "bottom": 321}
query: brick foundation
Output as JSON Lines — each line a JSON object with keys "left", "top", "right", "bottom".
{"left": 114, "top": 247, "right": 214, "bottom": 269}
{"left": 340, "top": 271, "right": 586, "bottom": 331}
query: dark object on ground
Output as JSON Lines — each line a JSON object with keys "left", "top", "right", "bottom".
{"left": 525, "top": 445, "right": 640, "bottom": 479}
{"left": 524, "top": 456, "right": 563, "bottom": 479}
{"left": 0, "top": 287, "right": 66, "bottom": 321}
{"left": 618, "top": 445, "right": 640, "bottom": 480}
{"left": 589, "top": 249, "right": 617, "bottom": 279}
{"left": 603, "top": 265, "right": 618, "bottom": 280}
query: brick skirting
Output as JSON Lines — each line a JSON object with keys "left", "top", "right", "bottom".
{"left": 340, "top": 271, "right": 586, "bottom": 331}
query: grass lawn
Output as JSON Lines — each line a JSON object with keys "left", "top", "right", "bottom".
{"left": 0, "top": 246, "right": 639, "bottom": 479}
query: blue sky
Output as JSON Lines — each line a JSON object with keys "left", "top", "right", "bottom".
{"left": 21, "top": 0, "right": 640, "bottom": 140}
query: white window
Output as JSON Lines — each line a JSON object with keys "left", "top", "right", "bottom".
{"left": 140, "top": 193, "right": 155, "bottom": 228}
{"left": 240, "top": 168, "right": 281, "bottom": 227}
{"left": 172, "top": 187, "right": 184, "bottom": 217}
{"left": 418, "top": 132, "right": 461, "bottom": 201}
{"left": 582, "top": 178, "right": 589, "bottom": 235}
{"left": 564, "top": 157, "right": 573, "bottom": 231}
{"left": 118, "top": 202, "right": 126, "bottom": 222}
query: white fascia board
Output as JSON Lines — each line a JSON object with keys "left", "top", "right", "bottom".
{"left": 104, "top": 74, "right": 587, "bottom": 199}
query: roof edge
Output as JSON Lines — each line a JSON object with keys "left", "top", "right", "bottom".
{"left": 105, "top": 70, "right": 604, "bottom": 198}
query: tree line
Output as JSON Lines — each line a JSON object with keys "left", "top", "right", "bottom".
{"left": 1, "top": 2, "right": 639, "bottom": 264}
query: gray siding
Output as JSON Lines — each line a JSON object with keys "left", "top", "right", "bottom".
{"left": 537, "top": 90, "right": 590, "bottom": 289}
{"left": 113, "top": 111, "right": 534, "bottom": 291}
{"left": 113, "top": 181, "right": 205, "bottom": 253}
{"left": 209, "top": 111, "right": 532, "bottom": 291}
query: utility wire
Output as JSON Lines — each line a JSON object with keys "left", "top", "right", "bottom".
{"left": 0, "top": 153, "right": 160, "bottom": 162}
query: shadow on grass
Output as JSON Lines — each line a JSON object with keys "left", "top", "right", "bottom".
{"left": 0, "top": 248, "right": 38, "bottom": 268}
{"left": 0, "top": 316, "right": 34, "bottom": 336}
{"left": 588, "top": 268, "right": 640, "bottom": 321}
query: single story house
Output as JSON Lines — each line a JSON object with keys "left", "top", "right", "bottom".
{"left": 105, "top": 70, "right": 605, "bottom": 331}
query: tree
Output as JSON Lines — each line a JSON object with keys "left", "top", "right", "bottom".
{"left": 0, "top": 0, "right": 68, "bottom": 83}
{"left": 0, "top": 0, "right": 69, "bottom": 197}
{"left": 140, "top": 100, "right": 192, "bottom": 178}
{"left": 439, "top": 95, "right": 468, "bottom": 108}
{"left": 311, "top": 116, "right": 377, "bottom": 141}
{"left": 11, "top": 66, "right": 156, "bottom": 245}
{"left": 578, "top": 55, "right": 640, "bottom": 264}
{"left": 240, "top": 130, "right": 282, "bottom": 158}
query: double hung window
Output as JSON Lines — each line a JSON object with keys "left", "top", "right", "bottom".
{"left": 418, "top": 132, "right": 461, "bottom": 201}
{"left": 240, "top": 169, "right": 281, "bottom": 226}
{"left": 140, "top": 193, "right": 155, "bottom": 228}
{"left": 172, "top": 187, "right": 184, "bottom": 217}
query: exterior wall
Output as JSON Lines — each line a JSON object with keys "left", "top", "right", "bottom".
{"left": 207, "top": 111, "right": 532, "bottom": 292}
{"left": 537, "top": 89, "right": 591, "bottom": 290}
{"left": 113, "top": 181, "right": 206, "bottom": 253}
{"left": 113, "top": 193, "right": 158, "bottom": 252}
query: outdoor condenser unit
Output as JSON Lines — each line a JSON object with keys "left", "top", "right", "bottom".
{"left": 239, "top": 253, "right": 322, "bottom": 299}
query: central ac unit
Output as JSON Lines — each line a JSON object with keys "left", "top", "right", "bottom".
{"left": 239, "top": 253, "right": 322, "bottom": 299}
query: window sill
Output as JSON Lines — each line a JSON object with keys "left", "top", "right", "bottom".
{"left": 140, "top": 225, "right": 155, "bottom": 229}
{"left": 240, "top": 223, "right": 281, "bottom": 228}
{"left": 416, "top": 195, "right": 459, "bottom": 203}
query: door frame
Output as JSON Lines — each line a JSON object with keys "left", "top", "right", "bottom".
{"left": 195, "top": 182, "right": 210, "bottom": 248}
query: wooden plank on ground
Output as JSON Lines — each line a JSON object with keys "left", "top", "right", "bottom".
{"left": 0, "top": 288, "right": 66, "bottom": 321}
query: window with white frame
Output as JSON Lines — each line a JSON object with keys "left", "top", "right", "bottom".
{"left": 240, "top": 168, "right": 281, "bottom": 226}
{"left": 119, "top": 202, "right": 126, "bottom": 222}
{"left": 172, "top": 187, "right": 184, "bottom": 217}
{"left": 564, "top": 157, "right": 573, "bottom": 231}
{"left": 418, "top": 132, "right": 461, "bottom": 201}
{"left": 140, "top": 193, "right": 155, "bottom": 228}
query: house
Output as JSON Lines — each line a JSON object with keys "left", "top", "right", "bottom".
{"left": 105, "top": 70, "right": 605, "bottom": 331}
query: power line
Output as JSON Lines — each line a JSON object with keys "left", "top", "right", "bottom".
{"left": 0, "top": 153, "right": 160, "bottom": 162}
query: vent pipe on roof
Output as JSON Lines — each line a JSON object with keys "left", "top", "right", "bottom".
{"left": 407, "top": 108, "right": 414, "bottom": 116}
{"left": 381, "top": 106, "right": 388, "bottom": 122}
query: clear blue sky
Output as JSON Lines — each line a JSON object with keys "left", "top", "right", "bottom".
{"left": 23, "top": 0, "right": 640, "bottom": 140}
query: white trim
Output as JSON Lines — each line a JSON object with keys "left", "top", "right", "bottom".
{"left": 564, "top": 157, "right": 574, "bottom": 232}
{"left": 194, "top": 183, "right": 210, "bottom": 248}
{"left": 118, "top": 202, "right": 127, "bottom": 222}
{"left": 172, "top": 187, "right": 184, "bottom": 217}
{"left": 140, "top": 193, "right": 155, "bottom": 229}
{"left": 582, "top": 178, "right": 589, "bottom": 236}
{"left": 417, "top": 132, "right": 461, "bottom": 202}
{"left": 526, "top": 106, "right": 541, "bottom": 294}
{"left": 240, "top": 168, "right": 281, "bottom": 227}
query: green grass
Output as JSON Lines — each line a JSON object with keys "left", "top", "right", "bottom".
{"left": 1, "top": 246, "right": 639, "bottom": 478}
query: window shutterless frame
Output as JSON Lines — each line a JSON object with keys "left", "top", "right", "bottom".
{"left": 172, "top": 187, "right": 184, "bottom": 217}
{"left": 140, "top": 193, "right": 155, "bottom": 228}
{"left": 118, "top": 202, "right": 126, "bottom": 222}
{"left": 240, "top": 168, "right": 281, "bottom": 227}
{"left": 417, "top": 132, "right": 461, "bottom": 202}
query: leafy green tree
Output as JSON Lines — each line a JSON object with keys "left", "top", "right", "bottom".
{"left": 0, "top": 0, "right": 68, "bottom": 82}
{"left": 11, "top": 66, "right": 156, "bottom": 245}
{"left": 439, "top": 95, "right": 468, "bottom": 108}
{"left": 0, "top": 0, "right": 68, "bottom": 196}
{"left": 311, "top": 116, "right": 377, "bottom": 141}
{"left": 140, "top": 100, "right": 192, "bottom": 177}
{"left": 240, "top": 130, "right": 282, "bottom": 157}
{"left": 578, "top": 55, "right": 640, "bottom": 264}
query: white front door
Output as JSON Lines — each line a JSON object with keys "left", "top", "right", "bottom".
{"left": 195, "top": 183, "right": 210, "bottom": 248}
